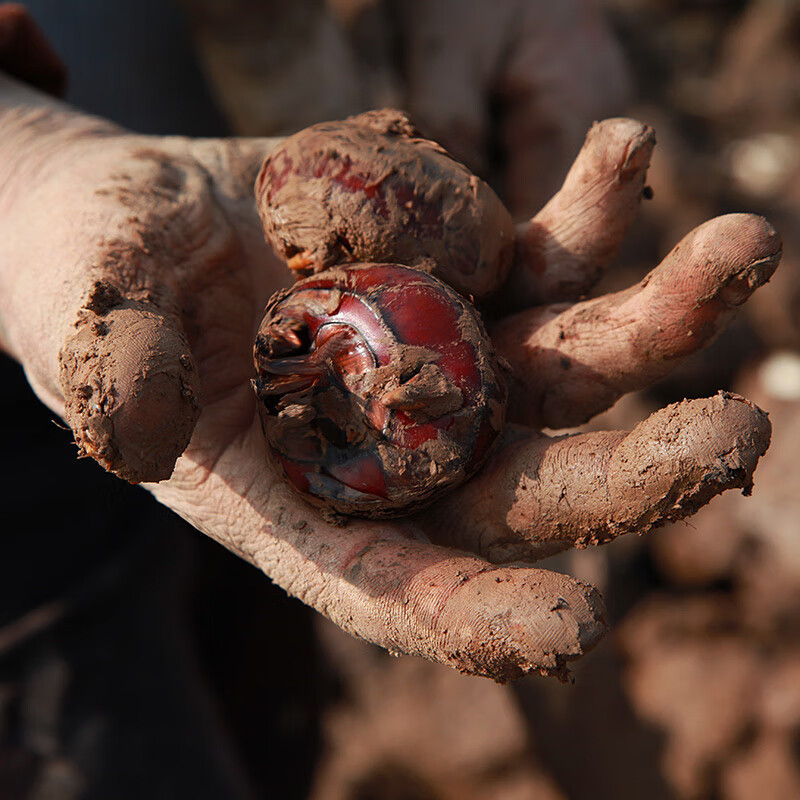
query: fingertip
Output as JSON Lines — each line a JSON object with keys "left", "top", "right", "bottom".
{"left": 718, "top": 214, "right": 782, "bottom": 304}
{"left": 553, "top": 117, "right": 656, "bottom": 209}
{"left": 663, "top": 214, "right": 782, "bottom": 306}
{"left": 708, "top": 391, "right": 772, "bottom": 475}
{"left": 60, "top": 294, "right": 200, "bottom": 483}
{"left": 716, "top": 388, "right": 771, "bottom": 428}
{"left": 540, "top": 572, "right": 609, "bottom": 658}
{"left": 512, "top": 572, "right": 608, "bottom": 682}
{"left": 621, "top": 393, "right": 772, "bottom": 513}
{"left": 585, "top": 117, "right": 656, "bottom": 182}
{"left": 446, "top": 567, "right": 608, "bottom": 682}
{"left": 712, "top": 212, "right": 782, "bottom": 256}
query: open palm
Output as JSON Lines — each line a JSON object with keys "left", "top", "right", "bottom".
{"left": 0, "top": 91, "right": 778, "bottom": 680}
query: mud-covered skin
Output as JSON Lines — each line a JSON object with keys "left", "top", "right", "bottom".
{"left": 0, "top": 67, "right": 781, "bottom": 683}
{"left": 60, "top": 280, "right": 200, "bottom": 483}
{"left": 494, "top": 213, "right": 783, "bottom": 430}
{"left": 420, "top": 393, "right": 772, "bottom": 564}
{"left": 255, "top": 109, "right": 516, "bottom": 300}
{"left": 253, "top": 263, "right": 506, "bottom": 517}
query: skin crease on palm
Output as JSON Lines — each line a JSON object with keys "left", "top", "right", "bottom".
{"left": 0, "top": 73, "right": 782, "bottom": 682}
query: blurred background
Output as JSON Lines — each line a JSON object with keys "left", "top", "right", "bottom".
{"left": 2, "top": 0, "right": 800, "bottom": 797}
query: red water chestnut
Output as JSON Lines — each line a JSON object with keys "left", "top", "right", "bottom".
{"left": 253, "top": 263, "right": 506, "bottom": 517}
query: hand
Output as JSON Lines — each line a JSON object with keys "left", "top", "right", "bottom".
{"left": 0, "top": 77, "right": 779, "bottom": 681}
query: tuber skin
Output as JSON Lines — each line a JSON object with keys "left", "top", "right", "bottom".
{"left": 0, "top": 65, "right": 782, "bottom": 681}
{"left": 255, "top": 108, "right": 516, "bottom": 299}
{"left": 253, "top": 263, "right": 506, "bottom": 517}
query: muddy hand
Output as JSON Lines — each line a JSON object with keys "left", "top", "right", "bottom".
{"left": 0, "top": 74, "right": 778, "bottom": 681}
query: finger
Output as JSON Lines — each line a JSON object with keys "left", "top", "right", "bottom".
{"left": 417, "top": 394, "right": 771, "bottom": 564}
{"left": 60, "top": 280, "right": 200, "bottom": 483}
{"left": 151, "top": 424, "right": 607, "bottom": 682}
{"left": 493, "top": 213, "right": 782, "bottom": 429}
{"left": 493, "top": 118, "right": 655, "bottom": 313}
{"left": 50, "top": 139, "right": 278, "bottom": 483}
{"left": 26, "top": 142, "right": 228, "bottom": 484}
{"left": 154, "top": 136, "right": 293, "bottom": 302}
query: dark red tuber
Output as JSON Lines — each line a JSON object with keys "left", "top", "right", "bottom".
{"left": 253, "top": 263, "right": 506, "bottom": 518}
{"left": 255, "top": 109, "right": 516, "bottom": 300}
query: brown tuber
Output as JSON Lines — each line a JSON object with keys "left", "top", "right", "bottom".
{"left": 255, "top": 108, "right": 516, "bottom": 300}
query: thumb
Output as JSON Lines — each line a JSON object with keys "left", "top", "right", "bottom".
{"left": 60, "top": 280, "right": 200, "bottom": 483}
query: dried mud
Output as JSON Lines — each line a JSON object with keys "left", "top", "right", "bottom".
{"left": 60, "top": 280, "right": 199, "bottom": 483}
